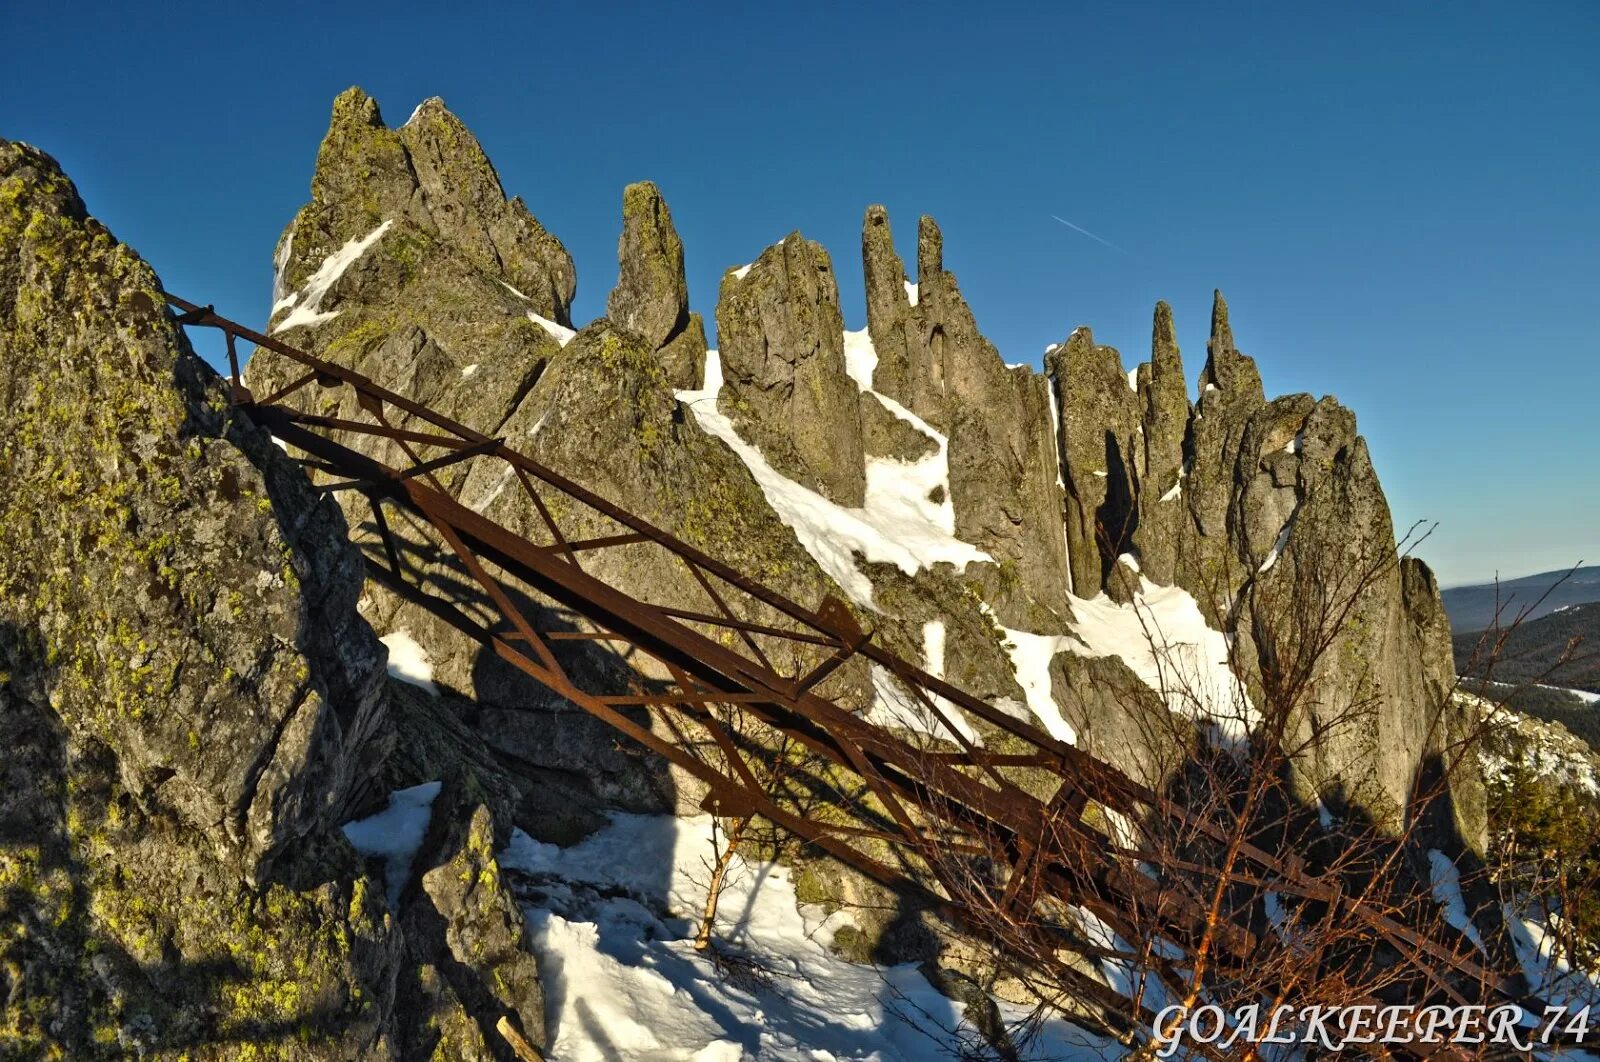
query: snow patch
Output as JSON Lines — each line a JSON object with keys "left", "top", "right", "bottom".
{"left": 677, "top": 346, "right": 989, "bottom": 607}
{"left": 1504, "top": 903, "right": 1600, "bottom": 1009}
{"left": 841, "top": 327, "right": 877, "bottom": 391}
{"left": 731, "top": 263, "right": 753, "bottom": 281}
{"left": 979, "top": 604, "right": 1080, "bottom": 744}
{"left": 270, "top": 228, "right": 294, "bottom": 309}
{"left": 381, "top": 629, "right": 438, "bottom": 695}
{"left": 1259, "top": 517, "right": 1293, "bottom": 574}
{"left": 1075, "top": 905, "right": 1175, "bottom": 1011}
{"left": 1427, "top": 850, "right": 1487, "bottom": 955}
{"left": 341, "top": 782, "right": 442, "bottom": 909}
{"left": 1126, "top": 366, "right": 1139, "bottom": 391}
{"left": 865, "top": 621, "right": 980, "bottom": 745}
{"left": 904, "top": 279, "right": 919, "bottom": 306}
{"left": 1065, "top": 579, "right": 1257, "bottom": 744}
{"left": 460, "top": 363, "right": 480, "bottom": 379}
{"left": 271, "top": 220, "right": 392, "bottom": 333}
{"left": 1539, "top": 684, "right": 1600, "bottom": 705}
{"left": 499, "top": 813, "right": 1120, "bottom": 1060}
{"left": 528, "top": 311, "right": 577, "bottom": 346}
{"left": 1045, "top": 376, "right": 1073, "bottom": 571}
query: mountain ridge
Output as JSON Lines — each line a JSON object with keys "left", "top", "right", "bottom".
{"left": 1443, "top": 564, "right": 1600, "bottom": 632}
{"left": 250, "top": 87, "right": 1481, "bottom": 857}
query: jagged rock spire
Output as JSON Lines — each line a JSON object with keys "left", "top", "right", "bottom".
{"left": 255, "top": 88, "right": 582, "bottom": 474}
{"left": 285, "top": 88, "right": 576, "bottom": 328}
{"left": 1047, "top": 328, "right": 1140, "bottom": 597}
{"left": 862, "top": 204, "right": 910, "bottom": 326}
{"left": 607, "top": 181, "right": 706, "bottom": 388}
{"left": 861, "top": 205, "right": 936, "bottom": 416}
{"left": 1198, "top": 289, "right": 1262, "bottom": 400}
{"left": 917, "top": 214, "right": 944, "bottom": 278}
{"left": 715, "top": 232, "right": 865, "bottom": 505}
{"left": 1132, "top": 301, "right": 1190, "bottom": 584}
{"left": 608, "top": 180, "right": 689, "bottom": 349}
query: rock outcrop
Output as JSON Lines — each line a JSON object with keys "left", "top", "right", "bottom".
{"left": 396, "top": 776, "right": 546, "bottom": 1058}
{"left": 607, "top": 180, "right": 705, "bottom": 390}
{"left": 716, "top": 233, "right": 866, "bottom": 505}
{"left": 608, "top": 180, "right": 686, "bottom": 344}
{"left": 257, "top": 88, "right": 575, "bottom": 465}
{"left": 1131, "top": 302, "right": 1188, "bottom": 586}
{"left": 857, "top": 211, "right": 1072, "bottom": 622}
{"left": 0, "top": 138, "right": 546, "bottom": 1059}
{"left": 1047, "top": 328, "right": 1140, "bottom": 599}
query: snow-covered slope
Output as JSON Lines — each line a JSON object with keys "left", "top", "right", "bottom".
{"left": 498, "top": 812, "right": 1123, "bottom": 1061}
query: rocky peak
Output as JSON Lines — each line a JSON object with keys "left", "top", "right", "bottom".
{"left": 1047, "top": 327, "right": 1141, "bottom": 597}
{"left": 1197, "top": 289, "right": 1263, "bottom": 402}
{"left": 917, "top": 213, "right": 944, "bottom": 279}
{"left": 254, "top": 89, "right": 581, "bottom": 481}
{"left": 861, "top": 205, "right": 929, "bottom": 414}
{"left": 607, "top": 180, "right": 706, "bottom": 389}
{"left": 398, "top": 95, "right": 575, "bottom": 321}
{"left": 1133, "top": 301, "right": 1190, "bottom": 585}
{"left": 608, "top": 180, "right": 688, "bottom": 347}
{"left": 715, "top": 231, "right": 866, "bottom": 505}
{"left": 1181, "top": 289, "right": 1268, "bottom": 585}
{"left": 305, "top": 87, "right": 418, "bottom": 248}
{"left": 261, "top": 89, "right": 1478, "bottom": 867}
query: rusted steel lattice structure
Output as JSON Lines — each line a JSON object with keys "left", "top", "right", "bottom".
{"left": 166, "top": 295, "right": 1553, "bottom": 1055}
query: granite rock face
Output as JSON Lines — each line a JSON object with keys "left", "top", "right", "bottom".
{"left": 605, "top": 179, "right": 708, "bottom": 390}
{"left": 855, "top": 208, "right": 1072, "bottom": 622}
{"left": 0, "top": 138, "right": 390, "bottom": 881}
{"left": 1046, "top": 328, "right": 1140, "bottom": 599}
{"left": 0, "top": 137, "right": 403, "bottom": 1057}
{"left": 397, "top": 776, "right": 546, "bottom": 1060}
{"left": 608, "top": 180, "right": 689, "bottom": 351}
{"left": 1130, "top": 301, "right": 1188, "bottom": 586}
{"left": 716, "top": 232, "right": 866, "bottom": 505}
{"left": 0, "top": 137, "right": 549, "bottom": 1060}
{"left": 254, "top": 87, "right": 574, "bottom": 473}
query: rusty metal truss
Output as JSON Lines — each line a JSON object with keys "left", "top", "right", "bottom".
{"left": 165, "top": 295, "right": 1557, "bottom": 1056}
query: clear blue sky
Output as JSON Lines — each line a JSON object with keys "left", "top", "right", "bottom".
{"left": 3, "top": 1, "right": 1594, "bottom": 587}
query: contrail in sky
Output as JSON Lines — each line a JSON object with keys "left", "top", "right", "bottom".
{"left": 1049, "top": 214, "right": 1136, "bottom": 259}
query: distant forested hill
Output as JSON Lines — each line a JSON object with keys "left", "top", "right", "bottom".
{"left": 1454, "top": 600, "right": 1600, "bottom": 692}
{"left": 1455, "top": 600, "right": 1600, "bottom": 748}
{"left": 1442, "top": 565, "right": 1600, "bottom": 632}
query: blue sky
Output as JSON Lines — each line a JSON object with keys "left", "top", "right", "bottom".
{"left": 3, "top": 2, "right": 1594, "bottom": 586}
